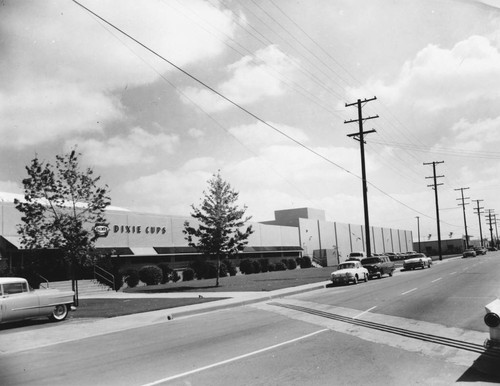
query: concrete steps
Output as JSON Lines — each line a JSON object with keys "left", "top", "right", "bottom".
{"left": 47, "top": 279, "right": 112, "bottom": 296}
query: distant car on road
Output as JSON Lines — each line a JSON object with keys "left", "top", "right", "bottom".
{"left": 403, "top": 253, "right": 432, "bottom": 270}
{"left": 0, "top": 277, "right": 75, "bottom": 324}
{"left": 361, "top": 255, "right": 395, "bottom": 279}
{"left": 331, "top": 261, "right": 369, "bottom": 285}
{"left": 462, "top": 249, "right": 477, "bottom": 258}
{"left": 346, "top": 251, "right": 366, "bottom": 261}
{"left": 473, "top": 246, "right": 487, "bottom": 255}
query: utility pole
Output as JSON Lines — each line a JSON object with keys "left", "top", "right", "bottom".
{"left": 486, "top": 209, "right": 495, "bottom": 249}
{"left": 494, "top": 214, "right": 499, "bottom": 248}
{"left": 344, "top": 97, "right": 378, "bottom": 258}
{"left": 424, "top": 161, "right": 444, "bottom": 260}
{"left": 455, "top": 187, "right": 470, "bottom": 249}
{"left": 473, "top": 200, "right": 484, "bottom": 247}
{"left": 416, "top": 216, "right": 421, "bottom": 253}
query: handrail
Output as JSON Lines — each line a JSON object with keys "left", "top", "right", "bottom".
{"left": 37, "top": 273, "right": 50, "bottom": 289}
{"left": 93, "top": 264, "right": 115, "bottom": 291}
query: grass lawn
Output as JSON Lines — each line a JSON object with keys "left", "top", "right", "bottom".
{"left": 71, "top": 267, "right": 333, "bottom": 319}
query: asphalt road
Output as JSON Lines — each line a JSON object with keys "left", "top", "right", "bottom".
{"left": 1, "top": 253, "right": 499, "bottom": 385}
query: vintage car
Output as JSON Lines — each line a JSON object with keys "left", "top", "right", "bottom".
{"left": 331, "top": 261, "right": 369, "bottom": 285}
{"left": 361, "top": 255, "right": 395, "bottom": 279}
{"left": 462, "top": 248, "right": 477, "bottom": 258}
{"left": 0, "top": 277, "right": 75, "bottom": 324}
{"left": 402, "top": 253, "right": 432, "bottom": 270}
{"left": 473, "top": 246, "right": 487, "bottom": 255}
{"left": 346, "top": 251, "right": 366, "bottom": 261}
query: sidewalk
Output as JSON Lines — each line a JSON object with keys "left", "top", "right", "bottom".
{"left": 0, "top": 280, "right": 331, "bottom": 354}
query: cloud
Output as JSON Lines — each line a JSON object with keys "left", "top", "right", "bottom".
{"left": 347, "top": 35, "right": 500, "bottom": 113}
{"left": 180, "top": 45, "right": 298, "bottom": 112}
{"left": 66, "top": 127, "right": 179, "bottom": 167}
{"left": 229, "top": 121, "right": 309, "bottom": 147}
{"left": 0, "top": 0, "right": 237, "bottom": 149}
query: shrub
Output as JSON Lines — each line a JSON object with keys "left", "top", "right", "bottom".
{"left": 157, "top": 263, "right": 173, "bottom": 284}
{"left": 268, "top": 263, "right": 275, "bottom": 272}
{"left": 275, "top": 262, "right": 287, "bottom": 271}
{"left": 239, "top": 259, "right": 254, "bottom": 275}
{"left": 183, "top": 268, "right": 195, "bottom": 281}
{"left": 295, "top": 257, "right": 303, "bottom": 267}
{"left": 251, "top": 260, "right": 261, "bottom": 274}
{"left": 300, "top": 255, "right": 312, "bottom": 268}
{"left": 138, "top": 265, "right": 163, "bottom": 286}
{"left": 218, "top": 262, "right": 228, "bottom": 278}
{"left": 171, "top": 270, "right": 180, "bottom": 282}
{"left": 259, "top": 258, "right": 269, "bottom": 273}
{"left": 286, "top": 258, "right": 297, "bottom": 270}
{"left": 222, "top": 260, "right": 237, "bottom": 276}
{"left": 123, "top": 269, "right": 139, "bottom": 288}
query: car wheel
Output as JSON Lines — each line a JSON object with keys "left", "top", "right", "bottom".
{"left": 353, "top": 276, "right": 358, "bottom": 285}
{"left": 364, "top": 273, "right": 369, "bottom": 282}
{"left": 389, "top": 271, "right": 393, "bottom": 277}
{"left": 49, "top": 304, "right": 69, "bottom": 322}
{"left": 378, "top": 272, "right": 382, "bottom": 279}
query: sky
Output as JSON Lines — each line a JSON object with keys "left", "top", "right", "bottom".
{"left": 2, "top": 0, "right": 500, "bottom": 243}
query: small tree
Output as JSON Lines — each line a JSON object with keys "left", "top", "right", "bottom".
{"left": 184, "top": 172, "right": 253, "bottom": 286}
{"left": 14, "top": 149, "right": 111, "bottom": 303}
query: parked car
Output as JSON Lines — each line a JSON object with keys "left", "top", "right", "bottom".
{"left": 473, "top": 246, "right": 487, "bottom": 255}
{"left": 331, "top": 261, "right": 369, "bottom": 285}
{"left": 0, "top": 277, "right": 75, "bottom": 324}
{"left": 488, "top": 246, "right": 498, "bottom": 251}
{"left": 403, "top": 253, "right": 432, "bottom": 270}
{"left": 462, "top": 248, "right": 477, "bottom": 258}
{"left": 385, "top": 252, "right": 397, "bottom": 261}
{"left": 346, "top": 251, "right": 366, "bottom": 261}
{"left": 361, "top": 255, "right": 395, "bottom": 278}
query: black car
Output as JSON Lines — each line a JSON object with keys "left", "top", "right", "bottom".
{"left": 361, "top": 255, "right": 395, "bottom": 279}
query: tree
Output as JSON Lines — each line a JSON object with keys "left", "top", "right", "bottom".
{"left": 14, "top": 149, "right": 111, "bottom": 304}
{"left": 183, "top": 172, "right": 253, "bottom": 286}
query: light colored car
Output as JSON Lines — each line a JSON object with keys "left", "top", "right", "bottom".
{"left": 403, "top": 253, "right": 432, "bottom": 270}
{"left": 0, "top": 277, "right": 75, "bottom": 324}
{"left": 462, "top": 249, "right": 477, "bottom": 258}
{"left": 346, "top": 251, "right": 366, "bottom": 261}
{"left": 331, "top": 261, "right": 369, "bottom": 285}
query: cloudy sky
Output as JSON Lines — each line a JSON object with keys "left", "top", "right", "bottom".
{"left": 2, "top": 0, "right": 500, "bottom": 243}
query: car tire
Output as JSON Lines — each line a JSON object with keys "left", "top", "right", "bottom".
{"left": 353, "top": 276, "right": 358, "bottom": 285}
{"left": 389, "top": 271, "right": 393, "bottom": 277}
{"left": 49, "top": 304, "right": 69, "bottom": 322}
{"left": 365, "top": 273, "right": 369, "bottom": 282}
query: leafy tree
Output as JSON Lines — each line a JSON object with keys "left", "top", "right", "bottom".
{"left": 14, "top": 149, "right": 111, "bottom": 302}
{"left": 183, "top": 172, "right": 253, "bottom": 286}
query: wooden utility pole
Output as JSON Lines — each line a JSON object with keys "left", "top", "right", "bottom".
{"left": 416, "top": 216, "right": 421, "bottom": 253}
{"left": 473, "top": 199, "right": 484, "bottom": 247}
{"left": 424, "top": 161, "right": 444, "bottom": 260}
{"left": 455, "top": 187, "right": 470, "bottom": 249}
{"left": 344, "top": 97, "right": 378, "bottom": 258}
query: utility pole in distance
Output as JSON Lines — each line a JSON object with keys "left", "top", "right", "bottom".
{"left": 455, "top": 187, "right": 470, "bottom": 249}
{"left": 473, "top": 199, "right": 484, "bottom": 247}
{"left": 345, "top": 97, "right": 378, "bottom": 258}
{"left": 416, "top": 216, "right": 421, "bottom": 253}
{"left": 486, "top": 209, "right": 495, "bottom": 249}
{"left": 424, "top": 161, "right": 444, "bottom": 260}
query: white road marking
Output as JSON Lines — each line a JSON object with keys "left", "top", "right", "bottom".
{"left": 450, "top": 272, "right": 457, "bottom": 275}
{"left": 353, "top": 306, "right": 377, "bottom": 319}
{"left": 401, "top": 288, "right": 417, "bottom": 295}
{"left": 140, "top": 328, "right": 329, "bottom": 386}
{"left": 431, "top": 278, "right": 442, "bottom": 283}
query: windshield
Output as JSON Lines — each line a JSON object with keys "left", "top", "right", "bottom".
{"left": 338, "top": 263, "right": 355, "bottom": 270}
{"left": 362, "top": 258, "right": 380, "bottom": 264}
{"left": 404, "top": 254, "right": 418, "bottom": 260}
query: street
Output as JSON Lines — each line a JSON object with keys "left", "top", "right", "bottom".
{"left": 1, "top": 254, "right": 499, "bottom": 385}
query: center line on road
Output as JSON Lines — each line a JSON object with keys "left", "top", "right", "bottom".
{"left": 401, "top": 288, "right": 417, "bottom": 295}
{"left": 431, "top": 278, "right": 442, "bottom": 283}
{"left": 141, "top": 328, "right": 329, "bottom": 386}
{"left": 353, "top": 306, "right": 377, "bottom": 319}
